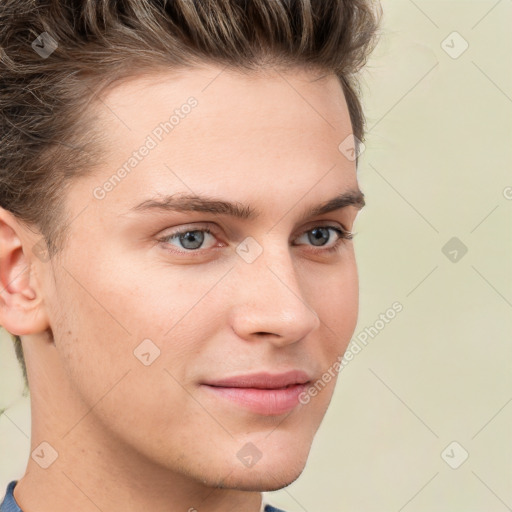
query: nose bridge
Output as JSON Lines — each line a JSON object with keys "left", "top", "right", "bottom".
{"left": 229, "top": 236, "right": 321, "bottom": 344}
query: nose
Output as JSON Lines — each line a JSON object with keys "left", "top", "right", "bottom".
{"left": 227, "top": 243, "right": 321, "bottom": 348}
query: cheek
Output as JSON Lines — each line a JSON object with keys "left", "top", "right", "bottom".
{"left": 47, "top": 266, "right": 198, "bottom": 448}
{"left": 302, "top": 263, "right": 359, "bottom": 419}
{"left": 46, "top": 251, "right": 141, "bottom": 403}
{"left": 292, "top": 257, "right": 358, "bottom": 410}
{"left": 310, "top": 254, "right": 359, "bottom": 347}
{"left": 48, "top": 247, "right": 211, "bottom": 404}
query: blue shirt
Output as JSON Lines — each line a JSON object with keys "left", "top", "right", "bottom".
{"left": 0, "top": 480, "right": 286, "bottom": 512}
{"left": 0, "top": 482, "right": 21, "bottom": 512}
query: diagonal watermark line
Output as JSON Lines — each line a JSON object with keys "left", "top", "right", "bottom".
{"left": 368, "top": 62, "right": 439, "bottom": 132}
{"left": 164, "top": 164, "right": 196, "bottom": 194}
{"left": 472, "top": 395, "right": 512, "bottom": 439}
{"left": 471, "top": 0, "right": 503, "bottom": 29}
{"left": 201, "top": 64, "right": 228, "bottom": 92}
{"left": 267, "top": 472, "right": 310, "bottom": 512}
{"left": 259, "top": 254, "right": 364, "bottom": 441}
{"left": 164, "top": 266, "right": 235, "bottom": 336}
{"left": 62, "top": 266, "right": 132, "bottom": 335}
{"left": 472, "top": 61, "right": 512, "bottom": 105}
{"left": 263, "top": 410, "right": 295, "bottom": 440}
{"left": 61, "top": 369, "right": 131, "bottom": 439}
{"left": 258, "top": 264, "right": 348, "bottom": 439}
{"left": 275, "top": 70, "right": 336, "bottom": 129}
{"left": 369, "top": 368, "right": 439, "bottom": 438}
{"left": 262, "top": 377, "right": 302, "bottom": 439}
{"left": 471, "top": 265, "right": 512, "bottom": 308}
{"left": 3, "top": 206, "right": 89, "bottom": 290}
{"left": 42, "top": 203, "right": 90, "bottom": 262}
{"left": 266, "top": 163, "right": 337, "bottom": 234}
{"left": 99, "top": 99, "right": 132, "bottom": 131}
{"left": 408, "top": 0, "right": 439, "bottom": 28}
{"left": 164, "top": 160, "right": 322, "bottom": 353}
{"left": 406, "top": 265, "right": 439, "bottom": 297}
{"left": 164, "top": 163, "right": 248, "bottom": 235}
{"left": 193, "top": 467, "right": 237, "bottom": 509}
{"left": 398, "top": 472, "right": 439, "bottom": 511}
{"left": 470, "top": 205, "right": 500, "bottom": 233}
{"left": 163, "top": 368, "right": 234, "bottom": 438}
{"left": 61, "top": 470, "right": 105, "bottom": 512}
{"left": 1, "top": 411, "right": 30, "bottom": 439}
{"left": 61, "top": 203, "right": 90, "bottom": 233}
{"left": 0, "top": 264, "right": 28, "bottom": 295}
{"left": 369, "top": 163, "right": 439, "bottom": 233}
{"left": 472, "top": 471, "right": 512, "bottom": 511}
{"left": 264, "top": 264, "right": 340, "bottom": 338}
{"left": 83, "top": 83, "right": 131, "bottom": 132}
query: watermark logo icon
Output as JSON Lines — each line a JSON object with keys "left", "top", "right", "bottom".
{"left": 441, "top": 31, "right": 469, "bottom": 59}
{"left": 31, "top": 441, "right": 58, "bottom": 469}
{"left": 237, "top": 442, "right": 262, "bottom": 468}
{"left": 133, "top": 338, "right": 161, "bottom": 366}
{"left": 442, "top": 237, "right": 468, "bottom": 263}
{"left": 31, "top": 32, "right": 58, "bottom": 59}
{"left": 441, "top": 441, "right": 469, "bottom": 469}
{"left": 32, "top": 238, "right": 51, "bottom": 262}
{"left": 338, "top": 134, "right": 365, "bottom": 162}
{"left": 236, "top": 236, "right": 263, "bottom": 264}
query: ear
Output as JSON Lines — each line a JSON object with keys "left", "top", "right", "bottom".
{"left": 0, "top": 207, "right": 51, "bottom": 336}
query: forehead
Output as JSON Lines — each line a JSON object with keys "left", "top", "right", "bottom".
{"left": 98, "top": 64, "right": 349, "bottom": 123}
{"left": 73, "top": 65, "right": 358, "bottom": 220}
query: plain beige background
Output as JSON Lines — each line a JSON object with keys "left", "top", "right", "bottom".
{"left": 1, "top": 1, "right": 511, "bottom": 511}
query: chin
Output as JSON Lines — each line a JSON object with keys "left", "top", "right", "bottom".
{"left": 214, "top": 461, "right": 307, "bottom": 492}
{"left": 222, "top": 442, "right": 311, "bottom": 491}
{"left": 209, "top": 418, "right": 318, "bottom": 491}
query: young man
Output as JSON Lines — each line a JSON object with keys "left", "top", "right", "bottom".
{"left": 0, "top": 1, "right": 381, "bottom": 510}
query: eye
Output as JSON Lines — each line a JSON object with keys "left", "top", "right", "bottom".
{"left": 158, "top": 226, "right": 218, "bottom": 252}
{"left": 157, "top": 223, "right": 353, "bottom": 256}
{"left": 294, "top": 225, "right": 353, "bottom": 254}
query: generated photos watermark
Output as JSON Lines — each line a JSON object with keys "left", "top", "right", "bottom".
{"left": 299, "top": 301, "right": 403, "bottom": 405}
{"left": 92, "top": 96, "right": 198, "bottom": 200}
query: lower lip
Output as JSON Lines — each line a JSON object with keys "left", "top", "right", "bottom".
{"left": 201, "top": 383, "right": 309, "bottom": 416}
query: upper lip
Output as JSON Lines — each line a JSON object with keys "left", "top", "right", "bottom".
{"left": 202, "top": 370, "right": 312, "bottom": 389}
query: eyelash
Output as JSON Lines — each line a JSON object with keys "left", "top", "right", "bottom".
{"left": 157, "top": 224, "right": 354, "bottom": 256}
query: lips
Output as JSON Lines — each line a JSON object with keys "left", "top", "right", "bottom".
{"left": 201, "top": 370, "right": 312, "bottom": 416}
{"left": 203, "top": 370, "right": 312, "bottom": 389}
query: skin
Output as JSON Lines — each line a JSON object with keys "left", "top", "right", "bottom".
{"left": 0, "top": 64, "right": 363, "bottom": 512}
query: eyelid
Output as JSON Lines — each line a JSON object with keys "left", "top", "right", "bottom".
{"left": 159, "top": 220, "right": 349, "bottom": 241}
{"left": 158, "top": 223, "right": 220, "bottom": 242}
{"left": 296, "top": 220, "right": 351, "bottom": 237}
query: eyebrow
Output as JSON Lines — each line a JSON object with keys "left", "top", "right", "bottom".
{"left": 128, "top": 189, "right": 365, "bottom": 220}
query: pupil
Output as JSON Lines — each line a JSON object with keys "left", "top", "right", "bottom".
{"left": 181, "top": 231, "right": 204, "bottom": 250}
{"left": 310, "top": 227, "right": 328, "bottom": 246}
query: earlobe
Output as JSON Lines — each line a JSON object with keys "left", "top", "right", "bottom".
{"left": 0, "top": 207, "right": 51, "bottom": 336}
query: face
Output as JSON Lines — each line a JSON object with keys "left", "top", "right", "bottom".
{"left": 21, "top": 65, "right": 363, "bottom": 491}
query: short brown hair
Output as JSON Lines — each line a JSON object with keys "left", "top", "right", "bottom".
{"left": 0, "top": 0, "right": 382, "bottom": 386}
